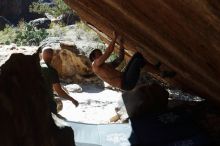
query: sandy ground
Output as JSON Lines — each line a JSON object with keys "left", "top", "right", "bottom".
{"left": 58, "top": 84, "right": 127, "bottom": 124}
{"left": 0, "top": 44, "right": 127, "bottom": 124}
{"left": 0, "top": 44, "right": 38, "bottom": 66}
{"left": 57, "top": 83, "right": 204, "bottom": 124}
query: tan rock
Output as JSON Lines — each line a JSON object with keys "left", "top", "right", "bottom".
{"left": 64, "top": 0, "right": 220, "bottom": 105}
{"left": 110, "top": 114, "right": 120, "bottom": 123}
{"left": 51, "top": 43, "right": 93, "bottom": 83}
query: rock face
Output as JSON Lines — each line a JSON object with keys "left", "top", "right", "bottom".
{"left": 29, "top": 18, "right": 51, "bottom": 29}
{"left": 50, "top": 42, "right": 94, "bottom": 84}
{"left": 64, "top": 0, "right": 220, "bottom": 105}
{"left": 0, "top": 0, "right": 39, "bottom": 23}
{"left": 57, "top": 12, "right": 80, "bottom": 25}
{"left": 39, "top": 25, "right": 105, "bottom": 85}
{"left": 0, "top": 50, "right": 75, "bottom": 146}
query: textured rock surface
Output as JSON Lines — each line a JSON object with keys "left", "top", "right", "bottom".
{"left": 0, "top": 0, "right": 39, "bottom": 23}
{"left": 50, "top": 42, "right": 95, "bottom": 83}
{"left": 57, "top": 12, "right": 80, "bottom": 25}
{"left": 64, "top": 0, "right": 220, "bottom": 105}
{"left": 39, "top": 24, "right": 105, "bottom": 85}
{"left": 29, "top": 18, "right": 51, "bottom": 29}
{"left": 0, "top": 50, "right": 75, "bottom": 146}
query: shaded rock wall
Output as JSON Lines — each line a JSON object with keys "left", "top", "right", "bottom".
{"left": 0, "top": 51, "right": 75, "bottom": 146}
{"left": 0, "top": 16, "right": 11, "bottom": 30}
{"left": 64, "top": 0, "right": 220, "bottom": 104}
{"left": 0, "top": 0, "right": 39, "bottom": 23}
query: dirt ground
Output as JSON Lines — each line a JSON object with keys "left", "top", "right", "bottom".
{"left": 58, "top": 84, "right": 128, "bottom": 124}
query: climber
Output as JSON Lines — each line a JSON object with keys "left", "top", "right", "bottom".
{"left": 89, "top": 32, "right": 176, "bottom": 91}
{"left": 40, "top": 46, "right": 79, "bottom": 115}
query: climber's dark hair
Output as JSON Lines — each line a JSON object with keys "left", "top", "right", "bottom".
{"left": 89, "top": 49, "right": 102, "bottom": 62}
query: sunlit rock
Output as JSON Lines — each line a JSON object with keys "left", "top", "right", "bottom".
{"left": 51, "top": 42, "right": 93, "bottom": 83}
{"left": 64, "top": 0, "right": 220, "bottom": 105}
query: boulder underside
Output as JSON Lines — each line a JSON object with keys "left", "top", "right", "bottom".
{"left": 64, "top": 0, "right": 220, "bottom": 105}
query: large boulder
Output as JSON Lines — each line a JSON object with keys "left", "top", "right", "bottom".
{"left": 64, "top": 0, "right": 220, "bottom": 105}
{"left": 29, "top": 18, "right": 51, "bottom": 29}
{"left": 57, "top": 12, "right": 80, "bottom": 25}
{"left": 40, "top": 37, "right": 63, "bottom": 49}
{"left": 40, "top": 34, "right": 105, "bottom": 85}
{"left": 51, "top": 41, "right": 94, "bottom": 83}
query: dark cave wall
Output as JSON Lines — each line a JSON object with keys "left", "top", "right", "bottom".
{"left": 0, "top": 0, "right": 40, "bottom": 23}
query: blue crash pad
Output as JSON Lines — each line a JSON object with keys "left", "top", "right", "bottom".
{"left": 69, "top": 122, "right": 136, "bottom": 146}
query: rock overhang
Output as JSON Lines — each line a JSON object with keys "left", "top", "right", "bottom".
{"left": 64, "top": 0, "right": 220, "bottom": 105}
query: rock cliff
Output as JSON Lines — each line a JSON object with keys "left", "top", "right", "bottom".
{"left": 0, "top": 0, "right": 41, "bottom": 23}
{"left": 64, "top": 0, "right": 220, "bottom": 105}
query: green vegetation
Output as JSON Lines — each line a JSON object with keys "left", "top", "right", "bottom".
{"left": 15, "top": 23, "right": 48, "bottom": 46}
{"left": 0, "top": 21, "right": 101, "bottom": 46}
{"left": 0, "top": 21, "right": 48, "bottom": 46}
{"left": 0, "top": 5, "right": 104, "bottom": 47}
{"left": 75, "top": 21, "right": 102, "bottom": 42}
{"left": 29, "top": 0, "right": 71, "bottom": 17}
{"left": 47, "top": 22, "right": 67, "bottom": 37}
{"left": 75, "top": 22, "right": 92, "bottom": 32}
{"left": 0, "top": 25, "right": 17, "bottom": 44}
